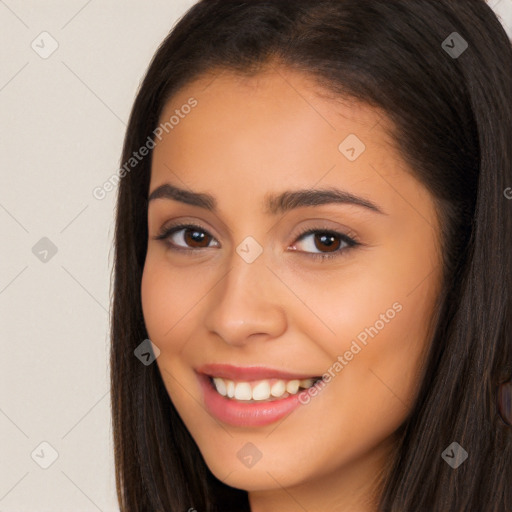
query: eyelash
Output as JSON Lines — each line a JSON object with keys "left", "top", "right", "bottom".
{"left": 154, "top": 222, "right": 361, "bottom": 261}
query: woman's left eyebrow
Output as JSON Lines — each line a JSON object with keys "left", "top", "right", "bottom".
{"left": 148, "top": 183, "right": 386, "bottom": 216}
{"left": 264, "top": 187, "right": 386, "bottom": 216}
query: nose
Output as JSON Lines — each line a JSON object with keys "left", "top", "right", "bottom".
{"left": 203, "top": 251, "right": 288, "bottom": 347}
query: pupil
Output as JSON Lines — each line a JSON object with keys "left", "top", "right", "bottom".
{"left": 316, "top": 233, "right": 339, "bottom": 252}
{"left": 186, "top": 229, "right": 208, "bottom": 247}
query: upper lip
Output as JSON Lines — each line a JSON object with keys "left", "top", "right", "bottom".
{"left": 196, "top": 363, "right": 320, "bottom": 381}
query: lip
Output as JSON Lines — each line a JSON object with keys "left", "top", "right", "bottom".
{"left": 196, "top": 363, "right": 320, "bottom": 382}
{"left": 197, "top": 372, "right": 316, "bottom": 427}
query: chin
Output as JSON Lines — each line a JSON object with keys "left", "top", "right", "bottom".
{"left": 210, "top": 461, "right": 303, "bottom": 493}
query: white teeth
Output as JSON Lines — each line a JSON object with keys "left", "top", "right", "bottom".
{"left": 286, "top": 379, "right": 300, "bottom": 394}
{"left": 234, "top": 382, "right": 252, "bottom": 400}
{"left": 213, "top": 377, "right": 227, "bottom": 396}
{"left": 252, "top": 381, "right": 271, "bottom": 400}
{"left": 270, "top": 380, "right": 286, "bottom": 397}
{"left": 211, "top": 376, "right": 318, "bottom": 401}
{"left": 226, "top": 380, "right": 235, "bottom": 398}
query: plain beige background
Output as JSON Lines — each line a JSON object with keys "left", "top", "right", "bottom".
{"left": 0, "top": 1, "right": 195, "bottom": 511}
{"left": 0, "top": 1, "right": 510, "bottom": 510}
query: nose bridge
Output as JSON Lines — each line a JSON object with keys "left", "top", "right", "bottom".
{"left": 203, "top": 244, "right": 287, "bottom": 345}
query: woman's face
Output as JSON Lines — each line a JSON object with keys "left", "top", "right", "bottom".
{"left": 141, "top": 67, "right": 443, "bottom": 508}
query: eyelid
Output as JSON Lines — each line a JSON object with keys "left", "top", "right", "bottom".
{"left": 287, "top": 225, "right": 360, "bottom": 261}
{"left": 290, "top": 223, "right": 361, "bottom": 246}
{"left": 154, "top": 221, "right": 219, "bottom": 250}
{"left": 155, "top": 216, "right": 220, "bottom": 239}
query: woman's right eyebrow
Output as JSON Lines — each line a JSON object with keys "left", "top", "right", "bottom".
{"left": 148, "top": 183, "right": 216, "bottom": 210}
{"left": 148, "top": 183, "right": 386, "bottom": 216}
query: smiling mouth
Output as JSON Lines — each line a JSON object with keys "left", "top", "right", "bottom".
{"left": 208, "top": 375, "right": 322, "bottom": 402}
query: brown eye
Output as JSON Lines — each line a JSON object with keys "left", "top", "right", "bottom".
{"left": 182, "top": 227, "right": 211, "bottom": 248}
{"left": 291, "top": 228, "right": 359, "bottom": 261}
{"left": 311, "top": 233, "right": 342, "bottom": 253}
{"left": 155, "top": 224, "right": 220, "bottom": 250}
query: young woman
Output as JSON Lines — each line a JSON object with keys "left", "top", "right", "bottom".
{"left": 110, "top": 1, "right": 512, "bottom": 510}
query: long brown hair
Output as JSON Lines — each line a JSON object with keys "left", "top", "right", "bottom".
{"left": 110, "top": 1, "right": 512, "bottom": 510}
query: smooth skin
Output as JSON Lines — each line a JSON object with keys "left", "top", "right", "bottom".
{"left": 141, "top": 66, "right": 443, "bottom": 512}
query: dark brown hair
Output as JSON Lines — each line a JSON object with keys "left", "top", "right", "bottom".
{"left": 111, "top": 1, "right": 512, "bottom": 510}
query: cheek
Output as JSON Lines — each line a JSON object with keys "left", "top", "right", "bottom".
{"left": 140, "top": 256, "right": 200, "bottom": 404}
{"left": 141, "top": 251, "right": 206, "bottom": 343}
{"left": 141, "top": 259, "right": 168, "bottom": 341}
{"left": 283, "top": 255, "right": 438, "bottom": 359}
{"left": 284, "top": 237, "right": 440, "bottom": 412}
{"left": 141, "top": 254, "right": 187, "bottom": 345}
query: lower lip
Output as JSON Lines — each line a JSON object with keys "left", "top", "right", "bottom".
{"left": 197, "top": 372, "right": 314, "bottom": 427}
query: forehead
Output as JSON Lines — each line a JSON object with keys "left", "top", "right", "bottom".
{"left": 156, "top": 68, "right": 393, "bottom": 152}
{"left": 150, "top": 67, "right": 409, "bottom": 208}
